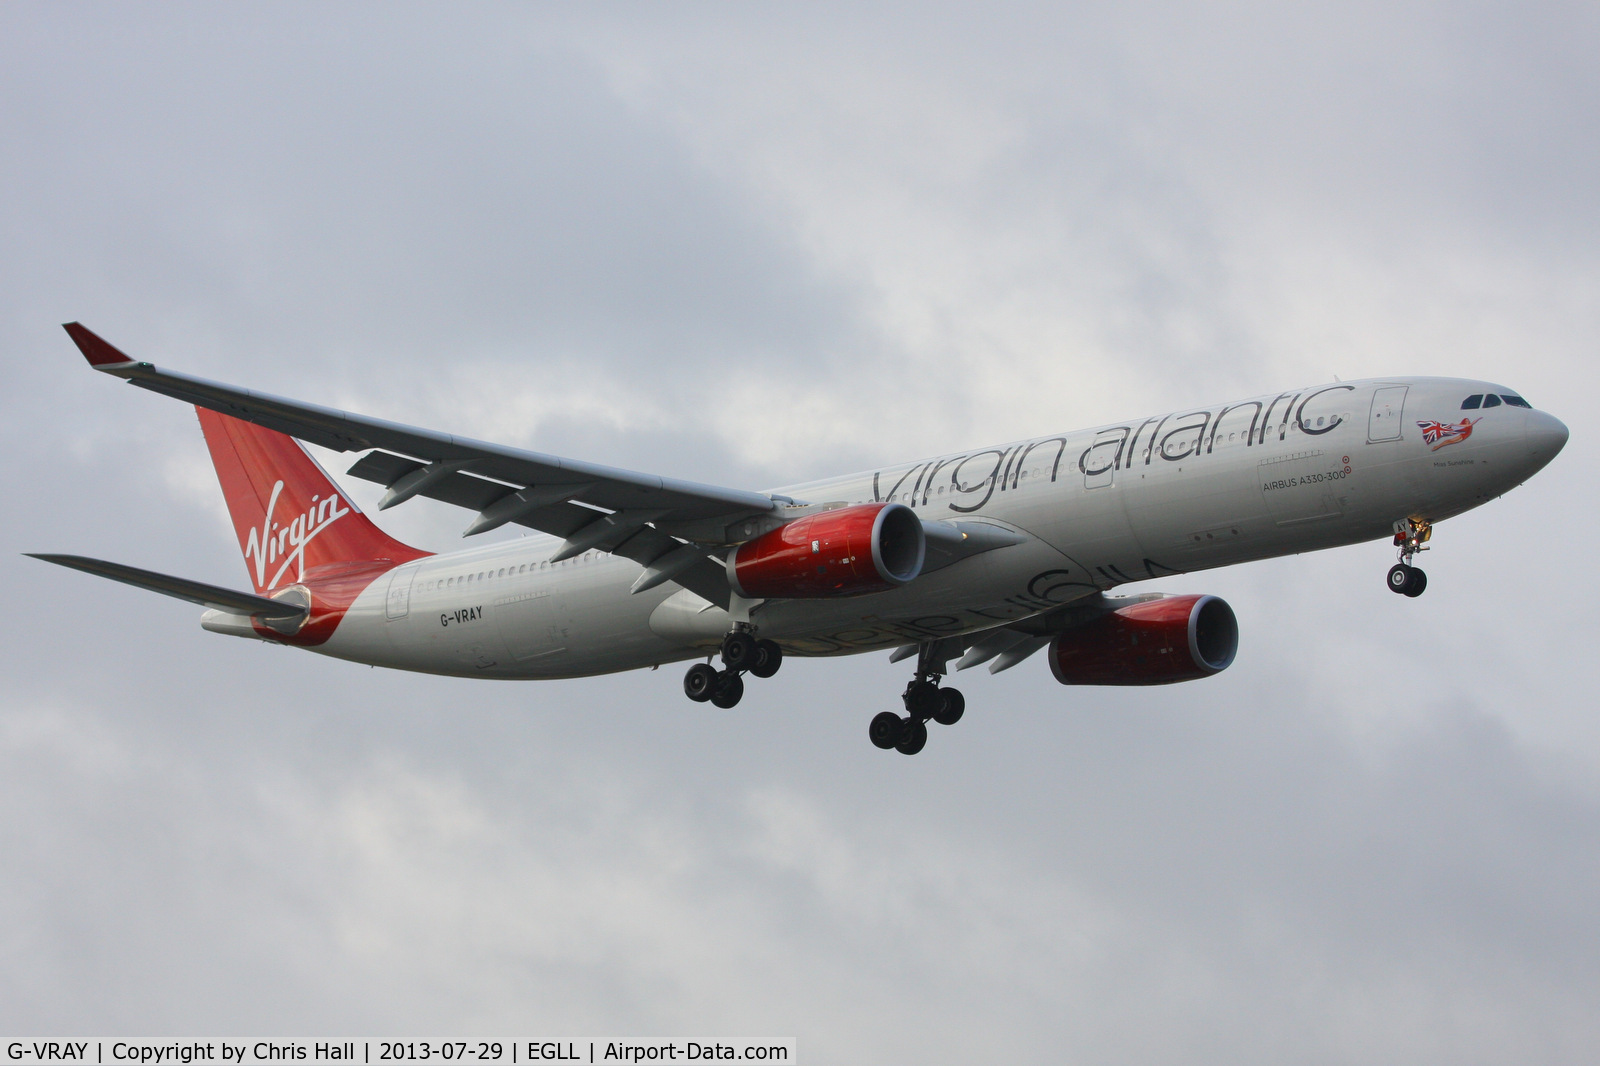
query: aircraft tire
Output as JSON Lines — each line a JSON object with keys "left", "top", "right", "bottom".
{"left": 869, "top": 711, "right": 903, "bottom": 750}
{"left": 722, "top": 631, "right": 758, "bottom": 671}
{"left": 1387, "top": 564, "right": 1413, "bottom": 594}
{"left": 895, "top": 717, "right": 928, "bottom": 755}
{"left": 684, "top": 663, "right": 718, "bottom": 702}
{"left": 933, "top": 688, "right": 965, "bottom": 726}
{"left": 749, "top": 639, "right": 783, "bottom": 679}
{"left": 1404, "top": 568, "right": 1428, "bottom": 597}
{"left": 710, "top": 670, "right": 745, "bottom": 709}
{"left": 904, "top": 679, "right": 942, "bottom": 718}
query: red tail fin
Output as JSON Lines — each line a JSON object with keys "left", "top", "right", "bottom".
{"left": 197, "top": 408, "right": 428, "bottom": 594}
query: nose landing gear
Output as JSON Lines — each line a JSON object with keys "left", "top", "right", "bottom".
{"left": 870, "top": 641, "right": 964, "bottom": 755}
{"left": 682, "top": 626, "right": 782, "bottom": 708}
{"left": 1387, "top": 517, "right": 1432, "bottom": 597}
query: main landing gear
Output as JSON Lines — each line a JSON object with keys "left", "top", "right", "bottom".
{"left": 870, "top": 643, "right": 964, "bottom": 756}
{"left": 683, "top": 626, "right": 782, "bottom": 709}
{"left": 1387, "top": 517, "right": 1432, "bottom": 598}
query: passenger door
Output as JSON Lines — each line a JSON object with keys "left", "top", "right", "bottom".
{"left": 384, "top": 561, "right": 420, "bottom": 620}
{"left": 1368, "top": 386, "right": 1409, "bottom": 442}
{"left": 1082, "top": 431, "right": 1122, "bottom": 489}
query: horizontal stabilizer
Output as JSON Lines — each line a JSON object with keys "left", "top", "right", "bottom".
{"left": 25, "top": 554, "right": 309, "bottom": 620}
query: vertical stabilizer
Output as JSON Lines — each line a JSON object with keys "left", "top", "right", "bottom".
{"left": 196, "top": 408, "right": 428, "bottom": 594}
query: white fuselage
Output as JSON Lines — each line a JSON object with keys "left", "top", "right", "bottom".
{"left": 307, "top": 377, "right": 1567, "bottom": 679}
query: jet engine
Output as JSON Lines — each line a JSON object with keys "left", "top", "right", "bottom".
{"left": 1048, "top": 594, "right": 1238, "bottom": 685}
{"left": 728, "top": 502, "right": 925, "bottom": 598}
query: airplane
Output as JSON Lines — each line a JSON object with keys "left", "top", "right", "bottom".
{"left": 31, "top": 324, "right": 1568, "bottom": 755}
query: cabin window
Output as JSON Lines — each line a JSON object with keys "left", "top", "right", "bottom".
{"left": 1461, "top": 394, "right": 1483, "bottom": 409}
{"left": 1501, "top": 395, "right": 1531, "bottom": 408}
{"left": 1482, "top": 394, "right": 1502, "bottom": 408}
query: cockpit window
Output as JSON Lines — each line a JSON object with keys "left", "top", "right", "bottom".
{"left": 1482, "top": 394, "right": 1502, "bottom": 408}
{"left": 1501, "top": 394, "right": 1531, "bottom": 408}
{"left": 1461, "top": 394, "right": 1483, "bottom": 409}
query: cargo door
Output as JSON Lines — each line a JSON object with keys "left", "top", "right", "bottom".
{"left": 1368, "top": 386, "right": 1409, "bottom": 442}
{"left": 1258, "top": 449, "right": 1350, "bottom": 525}
{"left": 495, "top": 584, "right": 567, "bottom": 661}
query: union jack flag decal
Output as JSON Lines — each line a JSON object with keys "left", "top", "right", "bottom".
{"left": 1416, "top": 417, "right": 1480, "bottom": 451}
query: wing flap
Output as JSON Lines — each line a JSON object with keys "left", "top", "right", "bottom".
{"left": 345, "top": 450, "right": 734, "bottom": 604}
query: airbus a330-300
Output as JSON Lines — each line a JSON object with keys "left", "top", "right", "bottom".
{"left": 33, "top": 324, "right": 1568, "bottom": 755}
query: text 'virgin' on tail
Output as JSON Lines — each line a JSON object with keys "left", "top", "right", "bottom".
{"left": 197, "top": 408, "right": 429, "bottom": 594}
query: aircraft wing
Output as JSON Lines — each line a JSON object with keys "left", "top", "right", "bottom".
{"left": 887, "top": 590, "right": 1153, "bottom": 675}
{"left": 63, "top": 323, "right": 776, "bottom": 606}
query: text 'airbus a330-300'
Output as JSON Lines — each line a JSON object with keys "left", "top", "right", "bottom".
{"left": 32, "top": 325, "right": 1568, "bottom": 754}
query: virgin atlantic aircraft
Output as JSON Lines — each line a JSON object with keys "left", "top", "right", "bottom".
{"left": 33, "top": 324, "right": 1568, "bottom": 754}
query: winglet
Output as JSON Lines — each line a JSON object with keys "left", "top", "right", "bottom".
{"left": 62, "top": 322, "right": 139, "bottom": 368}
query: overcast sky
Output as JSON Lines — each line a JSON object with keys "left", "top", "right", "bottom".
{"left": 3, "top": 3, "right": 1598, "bottom": 1062}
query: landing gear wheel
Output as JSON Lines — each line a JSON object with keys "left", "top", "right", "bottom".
{"left": 895, "top": 717, "right": 928, "bottom": 755}
{"left": 903, "top": 679, "right": 942, "bottom": 718}
{"left": 710, "top": 670, "right": 745, "bottom": 709}
{"left": 869, "top": 711, "right": 903, "bottom": 750}
{"left": 684, "top": 662, "right": 717, "bottom": 702}
{"left": 721, "top": 631, "right": 758, "bottom": 671}
{"left": 749, "top": 639, "right": 783, "bottom": 679}
{"left": 933, "top": 688, "right": 965, "bottom": 726}
{"left": 1388, "top": 563, "right": 1428, "bottom": 596}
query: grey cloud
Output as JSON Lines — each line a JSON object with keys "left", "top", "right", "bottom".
{"left": 3, "top": 3, "right": 1599, "bottom": 1063}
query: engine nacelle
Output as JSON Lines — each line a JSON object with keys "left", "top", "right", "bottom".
{"left": 728, "top": 502, "right": 925, "bottom": 598}
{"left": 1048, "top": 594, "right": 1238, "bottom": 685}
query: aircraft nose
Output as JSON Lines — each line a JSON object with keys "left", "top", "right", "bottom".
{"left": 1525, "top": 409, "right": 1569, "bottom": 458}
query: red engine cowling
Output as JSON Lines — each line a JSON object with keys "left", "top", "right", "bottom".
{"left": 1048, "top": 594, "right": 1238, "bottom": 685}
{"left": 728, "top": 502, "right": 925, "bottom": 598}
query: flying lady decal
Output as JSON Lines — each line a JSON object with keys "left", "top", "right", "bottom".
{"left": 1417, "top": 417, "right": 1480, "bottom": 452}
